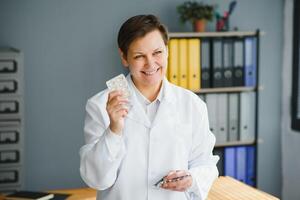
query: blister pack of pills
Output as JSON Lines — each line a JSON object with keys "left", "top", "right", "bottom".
{"left": 106, "top": 74, "right": 131, "bottom": 98}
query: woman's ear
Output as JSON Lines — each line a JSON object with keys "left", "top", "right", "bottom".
{"left": 118, "top": 48, "right": 129, "bottom": 67}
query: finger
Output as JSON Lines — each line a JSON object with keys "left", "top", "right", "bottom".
{"left": 107, "top": 98, "right": 130, "bottom": 114}
{"left": 108, "top": 94, "right": 129, "bottom": 106}
{"left": 164, "top": 170, "right": 178, "bottom": 180}
{"left": 107, "top": 99, "right": 130, "bottom": 112}
{"left": 110, "top": 109, "right": 128, "bottom": 121}
{"left": 109, "top": 105, "right": 129, "bottom": 116}
{"left": 108, "top": 90, "right": 129, "bottom": 101}
{"left": 162, "top": 172, "right": 192, "bottom": 191}
{"left": 162, "top": 181, "right": 181, "bottom": 191}
{"left": 163, "top": 180, "right": 187, "bottom": 192}
{"left": 165, "top": 176, "right": 186, "bottom": 187}
{"left": 108, "top": 90, "right": 123, "bottom": 101}
{"left": 165, "top": 170, "right": 186, "bottom": 181}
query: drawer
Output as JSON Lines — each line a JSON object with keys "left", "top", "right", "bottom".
{"left": 0, "top": 168, "right": 21, "bottom": 185}
{"left": 0, "top": 97, "right": 23, "bottom": 120}
{"left": 0, "top": 60, "right": 18, "bottom": 75}
{"left": 0, "top": 79, "right": 22, "bottom": 95}
{"left": 0, "top": 150, "right": 20, "bottom": 164}
{"left": 0, "top": 127, "right": 20, "bottom": 145}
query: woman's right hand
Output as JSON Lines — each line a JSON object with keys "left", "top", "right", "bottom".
{"left": 106, "top": 90, "right": 129, "bottom": 135}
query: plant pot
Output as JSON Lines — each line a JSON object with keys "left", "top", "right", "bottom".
{"left": 193, "top": 19, "right": 206, "bottom": 32}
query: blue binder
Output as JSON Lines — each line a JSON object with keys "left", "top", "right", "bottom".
{"left": 236, "top": 146, "right": 247, "bottom": 183}
{"left": 246, "top": 146, "right": 256, "bottom": 186}
{"left": 224, "top": 147, "right": 236, "bottom": 178}
{"left": 244, "top": 37, "right": 257, "bottom": 86}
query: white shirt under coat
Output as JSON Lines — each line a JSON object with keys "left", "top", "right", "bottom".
{"left": 79, "top": 74, "right": 219, "bottom": 200}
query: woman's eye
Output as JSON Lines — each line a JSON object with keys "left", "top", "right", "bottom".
{"left": 154, "top": 51, "right": 162, "bottom": 55}
{"left": 134, "top": 55, "right": 143, "bottom": 59}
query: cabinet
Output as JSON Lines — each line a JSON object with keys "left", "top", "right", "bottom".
{"left": 0, "top": 48, "right": 24, "bottom": 192}
{"left": 167, "top": 31, "right": 260, "bottom": 187}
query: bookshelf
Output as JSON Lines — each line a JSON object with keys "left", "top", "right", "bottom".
{"left": 167, "top": 30, "right": 260, "bottom": 187}
{"left": 0, "top": 48, "right": 24, "bottom": 192}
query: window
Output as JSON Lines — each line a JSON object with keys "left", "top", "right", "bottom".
{"left": 292, "top": 0, "right": 300, "bottom": 131}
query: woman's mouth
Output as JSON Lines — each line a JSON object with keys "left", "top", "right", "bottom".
{"left": 142, "top": 68, "right": 159, "bottom": 76}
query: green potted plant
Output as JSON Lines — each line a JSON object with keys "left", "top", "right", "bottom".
{"left": 177, "top": 1, "right": 214, "bottom": 32}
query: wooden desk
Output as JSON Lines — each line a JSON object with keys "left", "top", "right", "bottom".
{"left": 206, "top": 176, "right": 279, "bottom": 200}
{"left": 1, "top": 176, "right": 279, "bottom": 200}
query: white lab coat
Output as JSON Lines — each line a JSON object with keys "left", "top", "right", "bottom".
{"left": 80, "top": 75, "right": 219, "bottom": 200}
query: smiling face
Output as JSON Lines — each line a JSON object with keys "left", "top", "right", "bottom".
{"left": 120, "top": 30, "right": 168, "bottom": 94}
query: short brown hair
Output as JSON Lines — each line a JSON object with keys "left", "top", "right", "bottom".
{"left": 117, "top": 14, "right": 169, "bottom": 57}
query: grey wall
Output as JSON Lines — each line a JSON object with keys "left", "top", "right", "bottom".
{"left": 0, "top": 0, "right": 282, "bottom": 197}
{"left": 282, "top": 0, "right": 300, "bottom": 199}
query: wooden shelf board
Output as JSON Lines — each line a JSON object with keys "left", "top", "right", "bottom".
{"left": 169, "top": 31, "right": 258, "bottom": 38}
{"left": 214, "top": 141, "right": 255, "bottom": 148}
{"left": 192, "top": 86, "right": 256, "bottom": 94}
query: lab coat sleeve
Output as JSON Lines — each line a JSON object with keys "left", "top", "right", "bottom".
{"left": 186, "top": 101, "right": 219, "bottom": 200}
{"left": 79, "top": 99, "right": 126, "bottom": 190}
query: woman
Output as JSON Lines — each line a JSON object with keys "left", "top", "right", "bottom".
{"left": 80, "top": 14, "right": 218, "bottom": 200}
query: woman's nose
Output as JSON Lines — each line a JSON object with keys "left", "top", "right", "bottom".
{"left": 145, "top": 56, "right": 155, "bottom": 67}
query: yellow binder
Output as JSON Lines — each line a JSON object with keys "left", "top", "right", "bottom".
{"left": 168, "top": 39, "right": 179, "bottom": 85}
{"left": 187, "top": 38, "right": 201, "bottom": 91}
{"left": 179, "top": 39, "right": 188, "bottom": 89}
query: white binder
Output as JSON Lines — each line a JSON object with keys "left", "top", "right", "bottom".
{"left": 206, "top": 94, "right": 218, "bottom": 139}
{"left": 239, "top": 92, "right": 255, "bottom": 142}
{"left": 217, "top": 93, "right": 228, "bottom": 144}
{"left": 228, "top": 93, "right": 239, "bottom": 141}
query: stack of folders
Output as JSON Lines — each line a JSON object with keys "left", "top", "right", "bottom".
{"left": 201, "top": 37, "right": 257, "bottom": 88}
{"left": 167, "top": 36, "right": 257, "bottom": 89}
{"left": 168, "top": 38, "right": 201, "bottom": 91}
{"left": 213, "top": 146, "right": 255, "bottom": 186}
{"left": 224, "top": 146, "right": 256, "bottom": 186}
{"left": 200, "top": 91, "right": 255, "bottom": 145}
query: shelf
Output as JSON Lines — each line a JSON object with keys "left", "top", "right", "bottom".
{"left": 192, "top": 86, "right": 256, "bottom": 94}
{"left": 214, "top": 141, "right": 256, "bottom": 148}
{"left": 169, "top": 31, "right": 258, "bottom": 38}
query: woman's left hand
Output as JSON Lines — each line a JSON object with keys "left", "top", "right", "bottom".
{"left": 161, "top": 170, "right": 192, "bottom": 192}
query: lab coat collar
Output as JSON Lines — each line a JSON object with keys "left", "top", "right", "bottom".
{"left": 151, "top": 77, "right": 177, "bottom": 127}
{"left": 125, "top": 74, "right": 176, "bottom": 128}
{"left": 126, "top": 74, "right": 151, "bottom": 128}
